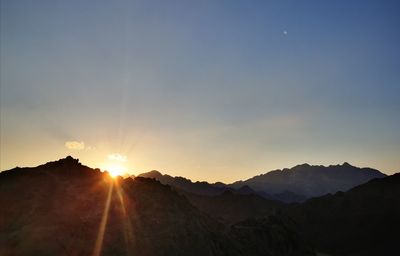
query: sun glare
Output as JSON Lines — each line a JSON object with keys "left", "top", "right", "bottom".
{"left": 106, "top": 164, "right": 124, "bottom": 178}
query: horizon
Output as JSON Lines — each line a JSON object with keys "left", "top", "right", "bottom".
{"left": 0, "top": 155, "right": 392, "bottom": 183}
{"left": 1, "top": 0, "right": 400, "bottom": 182}
{"left": 1, "top": 2, "right": 399, "bottom": 255}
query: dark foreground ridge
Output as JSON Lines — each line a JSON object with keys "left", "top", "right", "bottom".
{"left": 0, "top": 157, "right": 314, "bottom": 256}
{"left": 289, "top": 172, "right": 400, "bottom": 255}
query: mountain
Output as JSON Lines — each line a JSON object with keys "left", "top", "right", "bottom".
{"left": 138, "top": 170, "right": 234, "bottom": 196}
{"left": 139, "top": 163, "right": 386, "bottom": 203}
{"left": 267, "top": 191, "right": 307, "bottom": 204}
{"left": 231, "top": 163, "right": 386, "bottom": 201}
{"left": 184, "top": 190, "right": 282, "bottom": 225}
{"left": 0, "top": 157, "right": 315, "bottom": 256}
{"left": 289, "top": 173, "right": 400, "bottom": 256}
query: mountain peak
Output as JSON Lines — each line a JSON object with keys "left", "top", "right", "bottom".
{"left": 237, "top": 185, "right": 255, "bottom": 195}
{"left": 342, "top": 162, "right": 352, "bottom": 167}
{"left": 233, "top": 162, "right": 386, "bottom": 200}
{"left": 292, "top": 163, "right": 311, "bottom": 169}
{"left": 139, "top": 170, "right": 163, "bottom": 178}
{"left": 43, "top": 156, "right": 80, "bottom": 168}
{"left": 62, "top": 155, "right": 79, "bottom": 163}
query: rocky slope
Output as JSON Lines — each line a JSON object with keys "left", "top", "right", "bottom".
{"left": 138, "top": 170, "right": 233, "bottom": 196}
{"left": 0, "top": 157, "right": 315, "bottom": 256}
{"left": 289, "top": 173, "right": 400, "bottom": 256}
{"left": 185, "top": 191, "right": 282, "bottom": 225}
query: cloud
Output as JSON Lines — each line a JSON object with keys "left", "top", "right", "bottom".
{"left": 108, "top": 153, "right": 127, "bottom": 162}
{"left": 65, "top": 141, "right": 85, "bottom": 150}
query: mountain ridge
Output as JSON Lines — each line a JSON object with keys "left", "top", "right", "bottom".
{"left": 0, "top": 156, "right": 315, "bottom": 256}
{"left": 289, "top": 172, "right": 400, "bottom": 255}
{"left": 2, "top": 157, "right": 387, "bottom": 204}
{"left": 138, "top": 162, "right": 386, "bottom": 203}
{"left": 229, "top": 162, "right": 386, "bottom": 200}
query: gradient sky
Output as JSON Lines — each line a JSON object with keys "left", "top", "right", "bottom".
{"left": 1, "top": 0, "right": 399, "bottom": 182}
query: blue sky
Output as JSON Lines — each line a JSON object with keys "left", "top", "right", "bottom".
{"left": 1, "top": 0, "right": 399, "bottom": 181}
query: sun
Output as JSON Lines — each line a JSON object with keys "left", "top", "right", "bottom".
{"left": 106, "top": 164, "right": 124, "bottom": 178}
{"left": 101, "top": 153, "right": 128, "bottom": 178}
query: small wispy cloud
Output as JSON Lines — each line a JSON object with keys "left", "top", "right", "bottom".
{"left": 108, "top": 153, "right": 127, "bottom": 162}
{"left": 86, "top": 146, "right": 96, "bottom": 151}
{"left": 65, "top": 141, "right": 85, "bottom": 150}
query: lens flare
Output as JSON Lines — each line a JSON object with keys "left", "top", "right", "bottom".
{"left": 106, "top": 164, "right": 124, "bottom": 178}
{"left": 92, "top": 182, "right": 113, "bottom": 256}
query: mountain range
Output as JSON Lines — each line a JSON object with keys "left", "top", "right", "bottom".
{"left": 1, "top": 156, "right": 398, "bottom": 256}
{"left": 138, "top": 163, "right": 386, "bottom": 203}
{"left": 0, "top": 157, "right": 314, "bottom": 256}
{"left": 289, "top": 172, "right": 400, "bottom": 255}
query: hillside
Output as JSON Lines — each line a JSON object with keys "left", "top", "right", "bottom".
{"left": 0, "top": 157, "right": 315, "bottom": 256}
{"left": 289, "top": 173, "right": 400, "bottom": 255}
{"left": 185, "top": 191, "right": 282, "bottom": 225}
{"left": 138, "top": 170, "right": 232, "bottom": 196}
{"left": 139, "top": 163, "right": 385, "bottom": 203}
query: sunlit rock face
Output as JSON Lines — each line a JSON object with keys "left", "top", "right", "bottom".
{"left": 0, "top": 157, "right": 315, "bottom": 256}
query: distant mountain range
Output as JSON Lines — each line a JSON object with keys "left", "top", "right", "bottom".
{"left": 230, "top": 162, "right": 386, "bottom": 199}
{"left": 139, "top": 163, "right": 386, "bottom": 203}
{"left": 138, "top": 170, "right": 233, "bottom": 196}
{"left": 1, "top": 156, "right": 398, "bottom": 256}
{"left": 0, "top": 157, "right": 314, "bottom": 256}
{"left": 187, "top": 170, "right": 400, "bottom": 256}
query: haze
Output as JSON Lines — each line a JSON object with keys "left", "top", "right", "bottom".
{"left": 1, "top": 0, "right": 399, "bottom": 182}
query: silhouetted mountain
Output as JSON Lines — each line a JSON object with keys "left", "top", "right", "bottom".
{"left": 184, "top": 190, "right": 282, "bottom": 225}
{"left": 139, "top": 163, "right": 385, "bottom": 203}
{"left": 231, "top": 163, "right": 386, "bottom": 201}
{"left": 289, "top": 173, "right": 400, "bottom": 256}
{"left": 137, "top": 166, "right": 399, "bottom": 255}
{"left": 229, "top": 215, "right": 314, "bottom": 256}
{"left": 269, "top": 191, "right": 308, "bottom": 204}
{"left": 138, "top": 170, "right": 233, "bottom": 196}
{"left": 0, "top": 157, "right": 315, "bottom": 256}
{"left": 236, "top": 185, "right": 255, "bottom": 195}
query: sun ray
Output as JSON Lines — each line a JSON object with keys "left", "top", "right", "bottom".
{"left": 114, "top": 180, "right": 135, "bottom": 253}
{"left": 102, "top": 161, "right": 126, "bottom": 178}
{"left": 92, "top": 181, "right": 114, "bottom": 256}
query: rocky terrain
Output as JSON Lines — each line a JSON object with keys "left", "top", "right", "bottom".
{"left": 289, "top": 172, "right": 400, "bottom": 256}
{"left": 2, "top": 156, "right": 397, "bottom": 256}
{"left": 139, "top": 163, "right": 386, "bottom": 203}
{"left": 0, "top": 157, "right": 314, "bottom": 256}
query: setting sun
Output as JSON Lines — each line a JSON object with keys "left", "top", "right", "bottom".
{"left": 101, "top": 153, "right": 128, "bottom": 178}
{"left": 105, "top": 164, "right": 124, "bottom": 178}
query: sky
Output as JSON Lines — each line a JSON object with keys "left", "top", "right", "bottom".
{"left": 1, "top": 0, "right": 399, "bottom": 182}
